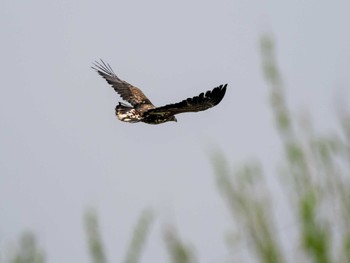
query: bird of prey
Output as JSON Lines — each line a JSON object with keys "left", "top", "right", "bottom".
{"left": 92, "top": 60, "right": 227, "bottom": 125}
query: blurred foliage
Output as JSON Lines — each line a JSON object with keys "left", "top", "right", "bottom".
{"left": 83, "top": 208, "right": 154, "bottom": 263}
{"left": 3, "top": 34, "right": 350, "bottom": 263}
{"left": 163, "top": 226, "right": 196, "bottom": 263}
{"left": 260, "top": 34, "right": 350, "bottom": 263}
{"left": 84, "top": 209, "right": 107, "bottom": 263}
{"left": 124, "top": 209, "right": 154, "bottom": 263}
{"left": 212, "top": 156, "right": 285, "bottom": 263}
{"left": 6, "top": 232, "right": 45, "bottom": 263}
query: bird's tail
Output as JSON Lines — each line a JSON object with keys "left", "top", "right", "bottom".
{"left": 115, "top": 103, "right": 141, "bottom": 123}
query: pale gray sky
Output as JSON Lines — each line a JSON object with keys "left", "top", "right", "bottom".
{"left": 1, "top": 0, "right": 349, "bottom": 262}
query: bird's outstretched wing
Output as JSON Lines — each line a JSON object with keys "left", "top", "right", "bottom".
{"left": 145, "top": 84, "right": 227, "bottom": 117}
{"left": 92, "top": 60, "right": 154, "bottom": 107}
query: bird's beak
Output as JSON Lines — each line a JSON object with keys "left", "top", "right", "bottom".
{"left": 173, "top": 117, "right": 177, "bottom": 122}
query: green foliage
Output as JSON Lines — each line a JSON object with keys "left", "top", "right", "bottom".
{"left": 163, "top": 227, "right": 196, "bottom": 263}
{"left": 212, "top": 156, "right": 285, "bottom": 263}
{"left": 211, "top": 34, "right": 350, "bottom": 263}
{"left": 7, "top": 232, "right": 45, "bottom": 263}
{"left": 83, "top": 208, "right": 154, "bottom": 263}
{"left": 260, "top": 34, "right": 350, "bottom": 263}
{"left": 84, "top": 209, "right": 107, "bottom": 263}
{"left": 124, "top": 209, "right": 154, "bottom": 263}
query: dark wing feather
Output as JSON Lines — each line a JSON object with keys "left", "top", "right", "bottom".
{"left": 92, "top": 60, "right": 154, "bottom": 107}
{"left": 145, "top": 84, "right": 227, "bottom": 117}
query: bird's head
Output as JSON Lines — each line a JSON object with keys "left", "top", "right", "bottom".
{"left": 170, "top": 116, "right": 177, "bottom": 122}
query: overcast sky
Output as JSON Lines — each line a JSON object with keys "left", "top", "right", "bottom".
{"left": 1, "top": 0, "right": 349, "bottom": 262}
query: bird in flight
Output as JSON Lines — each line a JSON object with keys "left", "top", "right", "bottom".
{"left": 92, "top": 60, "right": 227, "bottom": 125}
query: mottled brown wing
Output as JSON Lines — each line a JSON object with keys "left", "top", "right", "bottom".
{"left": 145, "top": 84, "right": 227, "bottom": 117}
{"left": 92, "top": 60, "right": 154, "bottom": 107}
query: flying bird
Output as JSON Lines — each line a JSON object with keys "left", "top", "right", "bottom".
{"left": 92, "top": 60, "right": 227, "bottom": 125}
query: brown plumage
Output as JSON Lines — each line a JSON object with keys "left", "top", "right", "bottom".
{"left": 92, "top": 60, "right": 227, "bottom": 125}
